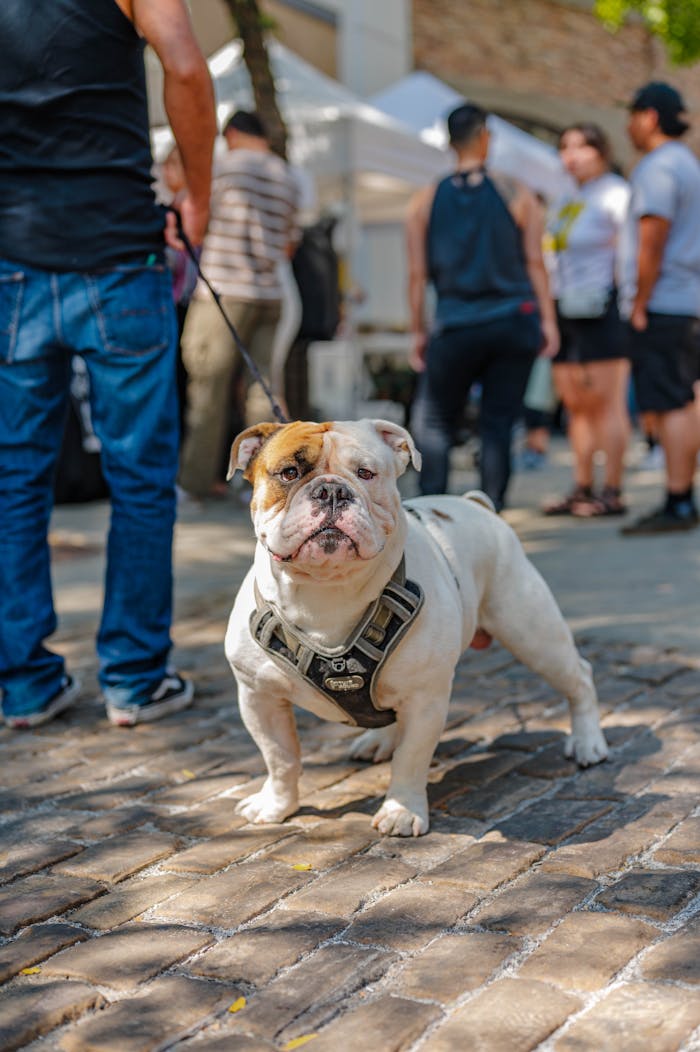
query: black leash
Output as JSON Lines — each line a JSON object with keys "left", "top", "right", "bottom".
{"left": 169, "top": 207, "right": 289, "bottom": 425}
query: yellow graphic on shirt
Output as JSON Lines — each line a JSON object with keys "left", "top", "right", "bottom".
{"left": 545, "top": 201, "right": 585, "bottom": 253}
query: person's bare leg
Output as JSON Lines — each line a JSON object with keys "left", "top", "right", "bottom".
{"left": 526, "top": 425, "right": 550, "bottom": 454}
{"left": 587, "top": 360, "right": 631, "bottom": 490}
{"left": 553, "top": 364, "right": 596, "bottom": 488}
{"left": 658, "top": 402, "right": 700, "bottom": 493}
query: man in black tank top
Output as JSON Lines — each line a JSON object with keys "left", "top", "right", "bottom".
{"left": 0, "top": 0, "right": 216, "bottom": 728}
{"left": 406, "top": 104, "right": 559, "bottom": 509}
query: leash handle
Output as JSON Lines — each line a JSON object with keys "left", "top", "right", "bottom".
{"left": 168, "top": 206, "right": 288, "bottom": 426}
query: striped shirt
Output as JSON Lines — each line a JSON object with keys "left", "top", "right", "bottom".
{"left": 195, "top": 147, "right": 300, "bottom": 302}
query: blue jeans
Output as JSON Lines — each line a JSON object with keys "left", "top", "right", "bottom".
{"left": 0, "top": 258, "right": 179, "bottom": 717}
{"left": 411, "top": 312, "right": 540, "bottom": 510}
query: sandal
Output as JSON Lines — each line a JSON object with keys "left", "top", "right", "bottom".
{"left": 543, "top": 485, "right": 593, "bottom": 516}
{"left": 571, "top": 486, "right": 627, "bottom": 518}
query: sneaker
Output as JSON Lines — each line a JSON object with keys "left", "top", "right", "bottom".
{"left": 636, "top": 446, "right": 665, "bottom": 471}
{"left": 519, "top": 448, "right": 548, "bottom": 471}
{"left": 620, "top": 502, "right": 699, "bottom": 536}
{"left": 106, "top": 673, "right": 194, "bottom": 726}
{"left": 4, "top": 675, "right": 81, "bottom": 729}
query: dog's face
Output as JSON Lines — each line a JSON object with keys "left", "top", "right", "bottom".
{"left": 229, "top": 419, "right": 421, "bottom": 572}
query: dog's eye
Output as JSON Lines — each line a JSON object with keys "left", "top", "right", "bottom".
{"left": 357, "top": 467, "right": 375, "bottom": 481}
{"left": 279, "top": 466, "right": 299, "bottom": 482}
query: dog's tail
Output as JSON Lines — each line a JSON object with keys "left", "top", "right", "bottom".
{"left": 462, "top": 490, "right": 497, "bottom": 514}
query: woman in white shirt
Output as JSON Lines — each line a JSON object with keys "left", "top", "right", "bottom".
{"left": 544, "top": 124, "right": 631, "bottom": 516}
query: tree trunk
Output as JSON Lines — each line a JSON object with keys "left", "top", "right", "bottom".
{"left": 223, "top": 0, "right": 289, "bottom": 159}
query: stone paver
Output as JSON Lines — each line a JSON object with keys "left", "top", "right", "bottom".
{"left": 0, "top": 874, "right": 104, "bottom": 935}
{"left": 2, "top": 463, "right": 700, "bottom": 1050}
{"left": 53, "top": 830, "right": 180, "bottom": 883}
{"left": 189, "top": 909, "right": 345, "bottom": 985}
{"left": 553, "top": 981, "right": 700, "bottom": 1051}
{"left": 427, "top": 977, "right": 581, "bottom": 1051}
{"left": 69, "top": 873, "right": 196, "bottom": 929}
{"left": 596, "top": 868, "right": 700, "bottom": 921}
{"left": 344, "top": 880, "right": 477, "bottom": 950}
{"left": 389, "top": 930, "right": 521, "bottom": 1002}
{"left": 0, "top": 980, "right": 105, "bottom": 1052}
{"left": 40, "top": 923, "right": 213, "bottom": 990}
{"left": 283, "top": 854, "right": 415, "bottom": 916}
{"left": 59, "top": 975, "right": 239, "bottom": 1052}
{"left": 0, "top": 923, "right": 88, "bottom": 983}
{"left": 518, "top": 911, "right": 657, "bottom": 990}
{"left": 654, "top": 814, "right": 700, "bottom": 865}
{"left": 0, "top": 840, "right": 84, "bottom": 883}
{"left": 232, "top": 943, "right": 396, "bottom": 1042}
{"left": 426, "top": 831, "right": 545, "bottom": 889}
{"left": 153, "top": 858, "right": 313, "bottom": 928}
{"left": 641, "top": 915, "right": 700, "bottom": 984}
{"left": 469, "top": 872, "right": 597, "bottom": 935}
{"left": 309, "top": 994, "right": 441, "bottom": 1052}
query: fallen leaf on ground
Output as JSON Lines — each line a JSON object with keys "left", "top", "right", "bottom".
{"left": 284, "top": 1036, "right": 318, "bottom": 1050}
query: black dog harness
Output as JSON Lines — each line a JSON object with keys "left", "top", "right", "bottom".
{"left": 250, "top": 557, "right": 424, "bottom": 728}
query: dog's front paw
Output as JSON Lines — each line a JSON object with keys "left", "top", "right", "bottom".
{"left": 372, "top": 797, "right": 429, "bottom": 837}
{"left": 350, "top": 725, "right": 398, "bottom": 763}
{"left": 564, "top": 714, "right": 609, "bottom": 767}
{"left": 236, "top": 782, "right": 298, "bottom": 824}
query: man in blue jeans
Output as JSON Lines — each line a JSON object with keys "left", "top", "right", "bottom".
{"left": 406, "top": 104, "right": 558, "bottom": 510}
{"left": 0, "top": 0, "right": 216, "bottom": 727}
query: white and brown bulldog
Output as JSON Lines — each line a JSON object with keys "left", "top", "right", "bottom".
{"left": 225, "top": 418, "right": 608, "bottom": 837}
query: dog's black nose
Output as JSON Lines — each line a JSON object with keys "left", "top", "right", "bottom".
{"left": 310, "top": 479, "right": 354, "bottom": 512}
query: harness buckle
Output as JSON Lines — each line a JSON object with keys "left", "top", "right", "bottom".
{"left": 364, "top": 623, "right": 386, "bottom": 646}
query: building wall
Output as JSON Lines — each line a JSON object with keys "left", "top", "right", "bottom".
{"left": 188, "top": 0, "right": 411, "bottom": 96}
{"left": 264, "top": 0, "right": 338, "bottom": 79}
{"left": 412, "top": 0, "right": 700, "bottom": 168}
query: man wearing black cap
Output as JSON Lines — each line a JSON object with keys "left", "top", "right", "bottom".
{"left": 621, "top": 82, "right": 700, "bottom": 535}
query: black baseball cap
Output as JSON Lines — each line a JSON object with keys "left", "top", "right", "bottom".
{"left": 629, "top": 82, "right": 689, "bottom": 134}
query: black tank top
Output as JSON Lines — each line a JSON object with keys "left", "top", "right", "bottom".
{"left": 427, "top": 170, "right": 537, "bottom": 329}
{"left": 0, "top": 0, "right": 164, "bottom": 271}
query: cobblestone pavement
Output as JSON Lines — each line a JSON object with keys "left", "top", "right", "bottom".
{"left": 2, "top": 445, "right": 700, "bottom": 1051}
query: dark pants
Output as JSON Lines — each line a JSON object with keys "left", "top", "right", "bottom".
{"left": 411, "top": 313, "right": 540, "bottom": 510}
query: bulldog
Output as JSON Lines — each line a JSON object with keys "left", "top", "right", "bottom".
{"left": 225, "top": 418, "right": 608, "bottom": 837}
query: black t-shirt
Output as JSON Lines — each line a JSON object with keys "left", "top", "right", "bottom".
{"left": 0, "top": 0, "right": 164, "bottom": 271}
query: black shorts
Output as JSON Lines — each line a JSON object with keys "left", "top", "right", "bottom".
{"left": 553, "top": 296, "right": 627, "bottom": 365}
{"left": 629, "top": 312, "right": 700, "bottom": 413}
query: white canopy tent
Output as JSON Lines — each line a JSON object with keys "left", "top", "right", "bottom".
{"left": 151, "top": 40, "right": 448, "bottom": 225}
{"left": 370, "top": 71, "right": 573, "bottom": 202}
{"left": 150, "top": 40, "right": 451, "bottom": 329}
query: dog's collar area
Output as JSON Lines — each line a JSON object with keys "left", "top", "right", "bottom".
{"left": 251, "top": 556, "right": 424, "bottom": 728}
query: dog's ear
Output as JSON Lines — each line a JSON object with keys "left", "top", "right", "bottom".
{"left": 227, "top": 423, "right": 285, "bottom": 481}
{"left": 371, "top": 419, "right": 422, "bottom": 475}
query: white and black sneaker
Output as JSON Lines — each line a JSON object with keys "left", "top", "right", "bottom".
{"left": 4, "top": 675, "right": 81, "bottom": 729}
{"left": 106, "top": 673, "right": 194, "bottom": 727}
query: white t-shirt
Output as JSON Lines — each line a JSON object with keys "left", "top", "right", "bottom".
{"left": 546, "top": 172, "right": 630, "bottom": 299}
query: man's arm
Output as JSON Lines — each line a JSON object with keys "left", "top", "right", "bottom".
{"left": 405, "top": 185, "right": 434, "bottom": 372}
{"left": 517, "top": 187, "right": 559, "bottom": 359}
{"left": 631, "top": 215, "right": 670, "bottom": 331}
{"left": 131, "top": 0, "right": 217, "bottom": 247}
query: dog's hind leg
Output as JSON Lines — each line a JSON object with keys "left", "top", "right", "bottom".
{"left": 480, "top": 533, "right": 608, "bottom": 767}
{"left": 235, "top": 686, "right": 303, "bottom": 823}
{"left": 350, "top": 724, "right": 398, "bottom": 763}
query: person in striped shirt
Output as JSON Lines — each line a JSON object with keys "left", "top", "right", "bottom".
{"left": 179, "top": 110, "right": 300, "bottom": 499}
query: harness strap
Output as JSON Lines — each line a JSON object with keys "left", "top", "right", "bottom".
{"left": 251, "top": 556, "right": 424, "bottom": 728}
